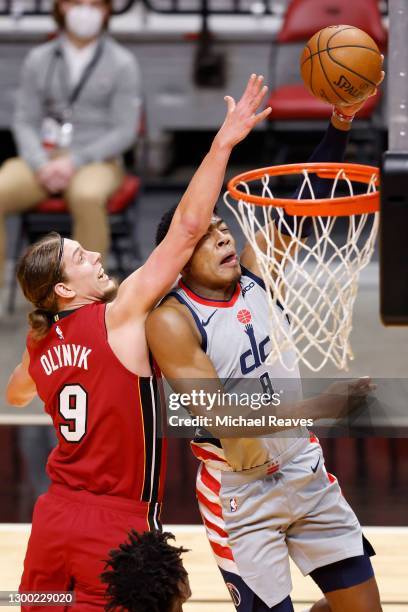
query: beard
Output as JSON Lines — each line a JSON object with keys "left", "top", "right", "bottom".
{"left": 100, "top": 278, "right": 119, "bottom": 303}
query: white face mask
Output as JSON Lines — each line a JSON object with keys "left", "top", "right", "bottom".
{"left": 65, "top": 5, "right": 104, "bottom": 40}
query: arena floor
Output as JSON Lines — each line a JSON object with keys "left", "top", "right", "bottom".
{"left": 0, "top": 525, "right": 407, "bottom": 611}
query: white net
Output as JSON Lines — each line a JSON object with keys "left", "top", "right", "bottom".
{"left": 224, "top": 166, "right": 379, "bottom": 372}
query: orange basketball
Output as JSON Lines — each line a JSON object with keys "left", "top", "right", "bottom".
{"left": 300, "top": 25, "right": 382, "bottom": 105}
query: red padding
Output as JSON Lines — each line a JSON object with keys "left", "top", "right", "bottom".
{"left": 278, "top": 0, "right": 387, "bottom": 49}
{"left": 267, "top": 84, "right": 380, "bottom": 120}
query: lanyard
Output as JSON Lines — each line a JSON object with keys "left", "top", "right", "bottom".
{"left": 44, "top": 39, "right": 104, "bottom": 117}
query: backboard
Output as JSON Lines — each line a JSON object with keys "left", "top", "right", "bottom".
{"left": 380, "top": 0, "right": 408, "bottom": 324}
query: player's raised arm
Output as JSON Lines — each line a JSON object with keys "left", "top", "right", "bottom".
{"left": 108, "top": 75, "right": 271, "bottom": 323}
{"left": 6, "top": 349, "right": 37, "bottom": 407}
{"left": 240, "top": 74, "right": 384, "bottom": 276}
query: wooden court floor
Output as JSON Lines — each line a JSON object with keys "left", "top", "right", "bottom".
{"left": 0, "top": 525, "right": 406, "bottom": 611}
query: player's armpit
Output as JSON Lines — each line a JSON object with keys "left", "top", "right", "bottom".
{"left": 108, "top": 76, "right": 272, "bottom": 326}
{"left": 6, "top": 349, "right": 37, "bottom": 407}
{"left": 107, "top": 144, "right": 235, "bottom": 325}
{"left": 107, "top": 220, "right": 201, "bottom": 327}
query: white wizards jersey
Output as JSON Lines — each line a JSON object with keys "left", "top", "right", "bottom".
{"left": 168, "top": 266, "right": 307, "bottom": 471}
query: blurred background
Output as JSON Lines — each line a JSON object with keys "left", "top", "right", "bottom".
{"left": 0, "top": 0, "right": 406, "bottom": 531}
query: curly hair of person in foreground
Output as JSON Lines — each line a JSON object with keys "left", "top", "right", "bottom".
{"left": 101, "top": 529, "right": 191, "bottom": 612}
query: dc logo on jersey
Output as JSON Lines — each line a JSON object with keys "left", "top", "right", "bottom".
{"left": 55, "top": 326, "right": 64, "bottom": 341}
{"left": 230, "top": 497, "right": 238, "bottom": 512}
{"left": 237, "top": 310, "right": 270, "bottom": 374}
{"left": 226, "top": 582, "right": 242, "bottom": 606}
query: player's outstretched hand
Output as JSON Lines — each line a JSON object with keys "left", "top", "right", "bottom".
{"left": 317, "top": 377, "right": 377, "bottom": 421}
{"left": 214, "top": 74, "right": 272, "bottom": 150}
{"left": 334, "top": 55, "right": 385, "bottom": 118}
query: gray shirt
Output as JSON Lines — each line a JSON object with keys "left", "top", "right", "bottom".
{"left": 13, "top": 34, "right": 142, "bottom": 170}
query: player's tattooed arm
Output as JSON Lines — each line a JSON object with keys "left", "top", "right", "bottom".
{"left": 107, "top": 75, "right": 271, "bottom": 324}
{"left": 6, "top": 349, "right": 37, "bottom": 407}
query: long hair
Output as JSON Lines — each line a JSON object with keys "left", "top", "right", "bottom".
{"left": 52, "top": 0, "right": 113, "bottom": 31}
{"left": 17, "top": 232, "right": 66, "bottom": 341}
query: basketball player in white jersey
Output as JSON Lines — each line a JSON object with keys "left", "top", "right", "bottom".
{"left": 146, "top": 95, "right": 383, "bottom": 611}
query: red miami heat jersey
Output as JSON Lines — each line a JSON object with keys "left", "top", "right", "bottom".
{"left": 27, "top": 303, "right": 166, "bottom": 524}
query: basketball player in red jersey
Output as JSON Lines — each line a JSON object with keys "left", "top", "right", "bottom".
{"left": 5, "top": 74, "right": 271, "bottom": 610}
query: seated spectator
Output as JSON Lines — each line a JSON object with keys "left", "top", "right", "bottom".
{"left": 0, "top": 0, "right": 141, "bottom": 313}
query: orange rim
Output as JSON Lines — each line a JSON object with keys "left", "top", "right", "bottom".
{"left": 227, "top": 162, "right": 379, "bottom": 217}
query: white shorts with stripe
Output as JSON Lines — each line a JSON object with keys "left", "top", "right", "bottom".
{"left": 195, "top": 433, "right": 365, "bottom": 608}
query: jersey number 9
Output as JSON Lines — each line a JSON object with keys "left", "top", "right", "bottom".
{"left": 58, "top": 384, "right": 88, "bottom": 442}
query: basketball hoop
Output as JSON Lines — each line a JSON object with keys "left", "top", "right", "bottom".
{"left": 224, "top": 162, "right": 379, "bottom": 372}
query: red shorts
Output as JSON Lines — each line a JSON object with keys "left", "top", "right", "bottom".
{"left": 20, "top": 484, "right": 158, "bottom": 611}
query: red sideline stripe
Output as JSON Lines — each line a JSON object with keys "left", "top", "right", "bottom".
{"left": 309, "top": 432, "right": 320, "bottom": 445}
{"left": 208, "top": 539, "right": 234, "bottom": 561}
{"left": 200, "top": 464, "right": 221, "bottom": 495}
{"left": 202, "top": 515, "right": 229, "bottom": 539}
{"left": 191, "top": 445, "right": 227, "bottom": 464}
{"left": 197, "top": 490, "right": 223, "bottom": 518}
{"left": 267, "top": 464, "right": 279, "bottom": 475}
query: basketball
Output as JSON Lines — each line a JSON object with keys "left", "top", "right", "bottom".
{"left": 300, "top": 25, "right": 382, "bottom": 105}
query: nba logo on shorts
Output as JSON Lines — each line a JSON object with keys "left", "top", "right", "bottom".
{"left": 226, "top": 582, "right": 242, "bottom": 606}
{"left": 230, "top": 497, "right": 238, "bottom": 512}
{"left": 55, "top": 326, "right": 64, "bottom": 341}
